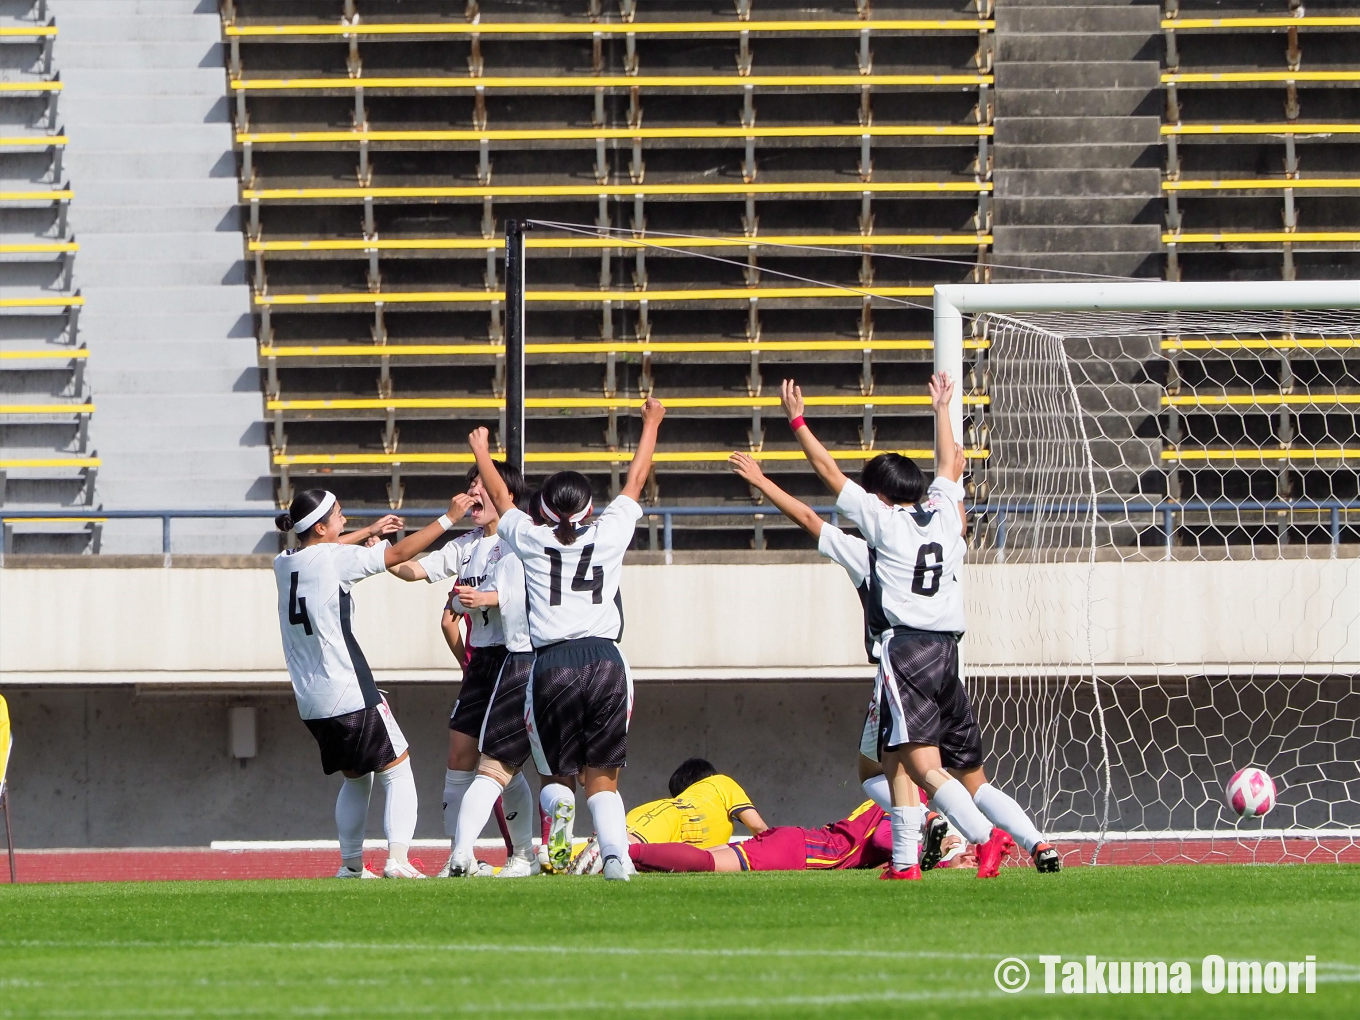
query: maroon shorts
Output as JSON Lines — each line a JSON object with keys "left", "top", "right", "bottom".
{"left": 731, "top": 826, "right": 808, "bottom": 872}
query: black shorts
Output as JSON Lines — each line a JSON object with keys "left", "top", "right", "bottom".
{"left": 450, "top": 644, "right": 510, "bottom": 738}
{"left": 304, "top": 699, "right": 409, "bottom": 776}
{"left": 860, "top": 628, "right": 983, "bottom": 770}
{"left": 478, "top": 650, "right": 535, "bottom": 768}
{"left": 526, "top": 637, "right": 633, "bottom": 777}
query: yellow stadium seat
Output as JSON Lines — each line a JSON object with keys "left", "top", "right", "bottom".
{"left": 1162, "top": 394, "right": 1360, "bottom": 408}
{"left": 266, "top": 394, "right": 987, "bottom": 412}
{"left": 1163, "top": 230, "right": 1360, "bottom": 243}
{"left": 1162, "top": 71, "right": 1360, "bottom": 84}
{"left": 1163, "top": 179, "right": 1360, "bottom": 192}
{"left": 255, "top": 285, "right": 933, "bottom": 310}
{"left": 0, "top": 402, "right": 94, "bottom": 416}
{"left": 1162, "top": 447, "right": 1360, "bottom": 464}
{"left": 1161, "top": 337, "right": 1360, "bottom": 351}
{"left": 230, "top": 73, "right": 993, "bottom": 92}
{"left": 1162, "top": 123, "right": 1360, "bottom": 136}
{"left": 274, "top": 448, "right": 989, "bottom": 468}
{"left": 1161, "top": 16, "right": 1360, "bottom": 29}
{"left": 225, "top": 19, "right": 994, "bottom": 39}
{"left": 244, "top": 181, "right": 989, "bottom": 201}
{"left": 0, "top": 133, "right": 66, "bottom": 149}
{"left": 260, "top": 339, "right": 961, "bottom": 358}
{"left": 238, "top": 125, "right": 992, "bottom": 146}
{"left": 249, "top": 233, "right": 991, "bottom": 254}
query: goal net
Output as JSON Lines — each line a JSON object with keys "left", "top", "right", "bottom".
{"left": 934, "top": 283, "right": 1360, "bottom": 866}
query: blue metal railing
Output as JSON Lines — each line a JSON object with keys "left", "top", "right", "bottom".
{"left": 4, "top": 500, "right": 1360, "bottom": 559}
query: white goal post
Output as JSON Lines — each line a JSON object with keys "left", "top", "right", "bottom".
{"left": 926, "top": 280, "right": 1360, "bottom": 865}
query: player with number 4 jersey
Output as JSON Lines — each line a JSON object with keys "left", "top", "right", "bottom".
{"left": 784, "top": 373, "right": 1059, "bottom": 880}
{"left": 469, "top": 397, "right": 666, "bottom": 882}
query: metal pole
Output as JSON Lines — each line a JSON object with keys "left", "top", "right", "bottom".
{"left": 2, "top": 787, "right": 14, "bottom": 883}
{"left": 504, "top": 219, "right": 527, "bottom": 475}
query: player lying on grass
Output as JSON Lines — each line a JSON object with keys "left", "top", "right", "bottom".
{"left": 469, "top": 397, "right": 666, "bottom": 881}
{"left": 784, "top": 372, "right": 1059, "bottom": 878}
{"left": 570, "top": 757, "right": 770, "bottom": 873}
{"left": 274, "top": 489, "right": 462, "bottom": 879}
{"left": 628, "top": 800, "right": 895, "bottom": 873}
{"left": 728, "top": 450, "right": 949, "bottom": 871}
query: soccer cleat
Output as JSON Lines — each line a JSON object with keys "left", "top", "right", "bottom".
{"left": 976, "top": 827, "right": 1017, "bottom": 879}
{"left": 1032, "top": 842, "right": 1062, "bottom": 873}
{"left": 335, "top": 864, "right": 380, "bottom": 879}
{"left": 569, "top": 838, "right": 603, "bottom": 876}
{"left": 601, "top": 854, "right": 631, "bottom": 882}
{"left": 382, "top": 859, "right": 428, "bottom": 879}
{"left": 439, "top": 852, "right": 495, "bottom": 878}
{"left": 880, "top": 864, "right": 923, "bottom": 881}
{"left": 536, "top": 842, "right": 551, "bottom": 872}
{"left": 546, "top": 800, "right": 576, "bottom": 874}
{"left": 919, "top": 811, "right": 950, "bottom": 872}
{"left": 496, "top": 853, "right": 543, "bottom": 878}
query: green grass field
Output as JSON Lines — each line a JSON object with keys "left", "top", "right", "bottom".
{"left": 1, "top": 866, "right": 1357, "bottom": 1019}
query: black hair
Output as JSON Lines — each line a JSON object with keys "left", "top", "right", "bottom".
{"left": 861, "top": 453, "right": 926, "bottom": 506}
{"left": 466, "top": 460, "right": 528, "bottom": 508}
{"left": 539, "top": 470, "right": 594, "bottom": 546}
{"left": 668, "top": 758, "right": 719, "bottom": 798}
{"left": 526, "top": 488, "right": 545, "bottom": 525}
{"left": 274, "top": 489, "right": 337, "bottom": 538}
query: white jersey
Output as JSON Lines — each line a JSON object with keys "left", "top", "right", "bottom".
{"left": 273, "top": 540, "right": 390, "bottom": 720}
{"left": 418, "top": 528, "right": 528, "bottom": 651}
{"left": 498, "top": 494, "right": 642, "bottom": 647}
{"left": 833, "top": 476, "right": 967, "bottom": 635}
{"left": 817, "top": 524, "right": 888, "bottom": 663}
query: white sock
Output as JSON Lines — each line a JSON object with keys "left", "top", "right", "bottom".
{"left": 890, "top": 805, "right": 923, "bottom": 870}
{"left": 453, "top": 775, "right": 503, "bottom": 861}
{"left": 501, "top": 772, "right": 536, "bottom": 857}
{"left": 443, "top": 769, "right": 477, "bottom": 839}
{"left": 932, "top": 778, "right": 994, "bottom": 845}
{"left": 540, "top": 782, "right": 575, "bottom": 840}
{"left": 376, "top": 758, "right": 418, "bottom": 865}
{"left": 861, "top": 774, "right": 892, "bottom": 811}
{"left": 588, "top": 790, "right": 628, "bottom": 866}
{"left": 974, "top": 783, "right": 1044, "bottom": 853}
{"left": 336, "top": 773, "right": 373, "bottom": 869}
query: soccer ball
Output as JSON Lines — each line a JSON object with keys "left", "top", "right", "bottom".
{"left": 1226, "top": 767, "right": 1276, "bottom": 819}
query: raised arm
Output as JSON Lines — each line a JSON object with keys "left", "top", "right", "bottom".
{"left": 728, "top": 451, "right": 825, "bottom": 538}
{"left": 382, "top": 495, "right": 463, "bottom": 569}
{"left": 468, "top": 427, "right": 514, "bottom": 514}
{"left": 929, "top": 372, "right": 964, "bottom": 484}
{"left": 340, "top": 513, "right": 404, "bottom": 546}
{"left": 620, "top": 397, "right": 666, "bottom": 503}
{"left": 783, "top": 379, "right": 850, "bottom": 497}
{"left": 388, "top": 495, "right": 473, "bottom": 580}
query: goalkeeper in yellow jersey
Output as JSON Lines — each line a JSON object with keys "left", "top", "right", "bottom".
{"left": 572, "top": 758, "right": 767, "bottom": 872}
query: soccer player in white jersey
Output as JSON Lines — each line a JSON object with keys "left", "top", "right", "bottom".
{"left": 783, "top": 373, "right": 1059, "bottom": 879}
{"left": 388, "top": 462, "right": 537, "bottom": 876}
{"left": 468, "top": 397, "right": 666, "bottom": 881}
{"left": 728, "top": 451, "right": 949, "bottom": 871}
{"left": 273, "top": 488, "right": 465, "bottom": 879}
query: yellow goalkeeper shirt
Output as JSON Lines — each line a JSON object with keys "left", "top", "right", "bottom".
{"left": 626, "top": 774, "right": 757, "bottom": 849}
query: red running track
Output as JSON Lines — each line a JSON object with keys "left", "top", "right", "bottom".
{"left": 1, "top": 839, "right": 1355, "bottom": 883}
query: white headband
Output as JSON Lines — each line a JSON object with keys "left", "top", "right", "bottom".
{"left": 539, "top": 494, "right": 593, "bottom": 526}
{"left": 294, "top": 491, "right": 337, "bottom": 533}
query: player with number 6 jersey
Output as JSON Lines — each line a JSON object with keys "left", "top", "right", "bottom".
{"left": 469, "top": 397, "right": 666, "bottom": 881}
{"left": 785, "top": 373, "right": 1059, "bottom": 880}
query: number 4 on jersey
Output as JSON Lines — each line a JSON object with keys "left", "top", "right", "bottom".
{"left": 288, "top": 571, "right": 314, "bottom": 635}
{"left": 546, "top": 544, "right": 605, "bottom": 606}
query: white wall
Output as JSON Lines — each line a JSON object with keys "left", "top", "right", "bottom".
{"left": 2, "top": 560, "right": 1357, "bottom": 679}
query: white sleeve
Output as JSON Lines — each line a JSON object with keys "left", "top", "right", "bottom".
{"left": 833, "top": 479, "right": 893, "bottom": 547}
{"left": 334, "top": 540, "right": 389, "bottom": 587}
{"left": 924, "top": 475, "right": 966, "bottom": 530}
{"left": 593, "top": 494, "right": 643, "bottom": 555}
{"left": 417, "top": 545, "right": 457, "bottom": 584}
{"left": 817, "top": 525, "right": 871, "bottom": 587}
{"left": 496, "top": 507, "right": 535, "bottom": 561}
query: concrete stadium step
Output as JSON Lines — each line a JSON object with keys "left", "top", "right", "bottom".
{"left": 996, "top": 168, "right": 1162, "bottom": 198}
{"left": 998, "top": 143, "right": 1160, "bottom": 170}
{"left": 63, "top": 124, "right": 233, "bottom": 153}
{"left": 997, "top": 5, "right": 1161, "bottom": 34}
{"left": 79, "top": 285, "right": 251, "bottom": 316}
{"left": 59, "top": 95, "right": 228, "bottom": 127}
{"left": 77, "top": 231, "right": 244, "bottom": 262}
{"left": 76, "top": 258, "right": 247, "bottom": 288}
{"left": 998, "top": 87, "right": 1160, "bottom": 118}
{"left": 90, "top": 363, "right": 259, "bottom": 392}
{"left": 68, "top": 179, "right": 240, "bottom": 207}
{"left": 994, "top": 196, "right": 1162, "bottom": 225}
{"left": 70, "top": 205, "right": 240, "bottom": 234}
{"left": 58, "top": 69, "right": 227, "bottom": 98}
{"left": 998, "top": 32, "right": 1158, "bottom": 63}
{"left": 75, "top": 311, "right": 250, "bottom": 342}
{"left": 57, "top": 42, "right": 225, "bottom": 72}
{"left": 58, "top": 16, "right": 222, "bottom": 44}
{"left": 997, "top": 116, "right": 1161, "bottom": 146}
{"left": 995, "top": 61, "right": 1160, "bottom": 92}
{"left": 988, "top": 252, "right": 1164, "bottom": 278}
{"left": 56, "top": 152, "right": 235, "bottom": 181}
{"left": 88, "top": 338, "right": 259, "bottom": 371}
{"left": 993, "top": 225, "right": 1165, "bottom": 252}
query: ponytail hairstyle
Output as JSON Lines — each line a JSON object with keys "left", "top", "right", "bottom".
{"left": 861, "top": 453, "right": 926, "bottom": 506}
{"left": 275, "top": 488, "right": 337, "bottom": 540}
{"left": 465, "top": 460, "right": 528, "bottom": 508}
{"left": 538, "top": 470, "right": 594, "bottom": 546}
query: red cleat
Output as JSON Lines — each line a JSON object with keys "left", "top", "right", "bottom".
{"left": 975, "top": 827, "right": 1016, "bottom": 879}
{"left": 880, "top": 864, "right": 923, "bottom": 881}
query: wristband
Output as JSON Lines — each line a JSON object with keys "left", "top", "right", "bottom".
{"left": 437, "top": 514, "right": 455, "bottom": 532}
{"left": 789, "top": 415, "right": 806, "bottom": 432}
